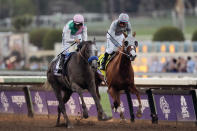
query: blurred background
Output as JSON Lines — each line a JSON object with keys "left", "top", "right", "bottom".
{"left": 0, "top": 0, "right": 197, "bottom": 75}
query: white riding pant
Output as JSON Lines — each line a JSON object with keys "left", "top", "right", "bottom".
{"left": 106, "top": 34, "right": 124, "bottom": 54}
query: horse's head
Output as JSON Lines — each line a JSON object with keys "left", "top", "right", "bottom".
{"left": 80, "top": 41, "right": 98, "bottom": 70}
{"left": 122, "top": 36, "right": 138, "bottom": 61}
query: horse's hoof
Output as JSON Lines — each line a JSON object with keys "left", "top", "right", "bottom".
{"left": 83, "top": 112, "right": 89, "bottom": 119}
{"left": 55, "top": 124, "right": 60, "bottom": 127}
{"left": 55, "top": 122, "right": 61, "bottom": 127}
{"left": 98, "top": 115, "right": 112, "bottom": 121}
{"left": 136, "top": 112, "right": 142, "bottom": 118}
{"left": 66, "top": 123, "right": 74, "bottom": 128}
{"left": 120, "top": 118, "right": 126, "bottom": 123}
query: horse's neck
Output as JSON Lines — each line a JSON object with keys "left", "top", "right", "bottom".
{"left": 77, "top": 50, "right": 88, "bottom": 66}
{"left": 117, "top": 53, "right": 131, "bottom": 72}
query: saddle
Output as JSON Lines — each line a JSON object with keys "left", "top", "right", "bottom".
{"left": 98, "top": 53, "right": 116, "bottom": 77}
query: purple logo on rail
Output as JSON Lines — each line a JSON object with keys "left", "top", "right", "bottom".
{"left": 109, "top": 94, "right": 130, "bottom": 119}
{"left": 173, "top": 95, "right": 196, "bottom": 121}
{"left": 154, "top": 95, "right": 177, "bottom": 121}
{"left": 131, "top": 94, "right": 151, "bottom": 120}
{"left": 109, "top": 94, "right": 151, "bottom": 120}
{"left": 31, "top": 91, "right": 48, "bottom": 115}
{"left": 45, "top": 91, "right": 58, "bottom": 115}
{"left": 80, "top": 92, "right": 98, "bottom": 116}
{"left": 7, "top": 91, "right": 28, "bottom": 114}
{"left": 0, "top": 91, "right": 14, "bottom": 113}
{"left": 65, "top": 93, "right": 81, "bottom": 116}
{"left": 46, "top": 92, "right": 81, "bottom": 116}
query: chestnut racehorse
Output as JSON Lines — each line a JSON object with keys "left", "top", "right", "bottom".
{"left": 105, "top": 35, "right": 142, "bottom": 120}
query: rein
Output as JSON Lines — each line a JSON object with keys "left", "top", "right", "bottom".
{"left": 118, "top": 45, "right": 136, "bottom": 58}
{"left": 118, "top": 50, "right": 130, "bottom": 57}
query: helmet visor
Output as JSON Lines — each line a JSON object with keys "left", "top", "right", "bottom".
{"left": 74, "top": 22, "right": 83, "bottom": 26}
{"left": 119, "top": 22, "right": 126, "bottom": 26}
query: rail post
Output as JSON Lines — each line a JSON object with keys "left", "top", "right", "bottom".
{"left": 23, "top": 86, "right": 34, "bottom": 117}
{"left": 146, "top": 89, "right": 158, "bottom": 124}
{"left": 125, "top": 90, "right": 135, "bottom": 122}
{"left": 190, "top": 90, "right": 197, "bottom": 125}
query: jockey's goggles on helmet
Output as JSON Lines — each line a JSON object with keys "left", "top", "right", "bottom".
{"left": 119, "top": 21, "right": 126, "bottom": 26}
{"left": 74, "top": 22, "right": 83, "bottom": 26}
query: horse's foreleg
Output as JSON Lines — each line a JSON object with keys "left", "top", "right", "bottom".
{"left": 63, "top": 89, "right": 73, "bottom": 103}
{"left": 96, "top": 84, "right": 101, "bottom": 100}
{"left": 56, "top": 89, "right": 72, "bottom": 126}
{"left": 56, "top": 106, "right": 61, "bottom": 126}
{"left": 108, "top": 87, "right": 120, "bottom": 111}
{"left": 108, "top": 87, "right": 124, "bottom": 119}
{"left": 71, "top": 83, "right": 88, "bottom": 119}
{"left": 88, "top": 82, "right": 111, "bottom": 121}
{"left": 130, "top": 85, "right": 142, "bottom": 118}
{"left": 52, "top": 87, "right": 61, "bottom": 126}
{"left": 53, "top": 86, "right": 72, "bottom": 128}
{"left": 79, "top": 93, "right": 89, "bottom": 119}
{"left": 95, "top": 71, "right": 103, "bottom": 100}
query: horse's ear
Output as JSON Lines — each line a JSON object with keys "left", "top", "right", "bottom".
{"left": 93, "top": 37, "right": 96, "bottom": 43}
{"left": 132, "top": 32, "right": 136, "bottom": 37}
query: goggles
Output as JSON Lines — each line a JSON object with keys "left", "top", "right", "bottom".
{"left": 74, "top": 22, "right": 83, "bottom": 26}
{"left": 119, "top": 22, "right": 126, "bottom": 26}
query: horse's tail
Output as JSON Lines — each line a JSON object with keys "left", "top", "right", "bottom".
{"left": 44, "top": 57, "right": 57, "bottom": 90}
{"left": 42, "top": 80, "right": 52, "bottom": 90}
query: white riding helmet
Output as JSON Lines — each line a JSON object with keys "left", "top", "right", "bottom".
{"left": 118, "top": 13, "right": 129, "bottom": 23}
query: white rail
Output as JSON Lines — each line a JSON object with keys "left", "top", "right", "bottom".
{"left": 0, "top": 76, "right": 197, "bottom": 86}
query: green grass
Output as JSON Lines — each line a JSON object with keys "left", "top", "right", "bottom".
{"left": 100, "top": 92, "right": 112, "bottom": 117}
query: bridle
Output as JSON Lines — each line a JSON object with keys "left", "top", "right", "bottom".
{"left": 79, "top": 43, "right": 98, "bottom": 65}
{"left": 118, "top": 50, "right": 130, "bottom": 57}
{"left": 118, "top": 44, "right": 136, "bottom": 59}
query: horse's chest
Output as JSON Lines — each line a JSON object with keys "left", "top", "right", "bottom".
{"left": 110, "top": 76, "right": 133, "bottom": 87}
{"left": 74, "top": 72, "right": 93, "bottom": 86}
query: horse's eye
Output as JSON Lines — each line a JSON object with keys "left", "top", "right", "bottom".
{"left": 134, "top": 41, "right": 138, "bottom": 47}
{"left": 124, "top": 41, "right": 128, "bottom": 47}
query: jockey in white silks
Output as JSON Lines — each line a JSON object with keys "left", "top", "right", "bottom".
{"left": 56, "top": 14, "right": 87, "bottom": 74}
{"left": 100, "top": 13, "right": 132, "bottom": 70}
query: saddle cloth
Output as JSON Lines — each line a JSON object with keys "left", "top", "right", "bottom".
{"left": 98, "top": 53, "right": 116, "bottom": 77}
{"left": 54, "top": 52, "right": 74, "bottom": 76}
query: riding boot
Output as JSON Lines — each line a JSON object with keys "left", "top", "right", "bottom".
{"left": 57, "top": 54, "right": 65, "bottom": 73}
{"left": 100, "top": 52, "right": 109, "bottom": 70}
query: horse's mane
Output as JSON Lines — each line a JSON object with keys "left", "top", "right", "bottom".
{"left": 81, "top": 40, "right": 92, "bottom": 47}
{"left": 117, "top": 44, "right": 124, "bottom": 54}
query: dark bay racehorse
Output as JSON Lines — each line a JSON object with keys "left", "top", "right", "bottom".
{"left": 47, "top": 41, "right": 110, "bottom": 128}
{"left": 102, "top": 35, "right": 142, "bottom": 120}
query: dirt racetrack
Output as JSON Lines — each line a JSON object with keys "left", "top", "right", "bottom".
{"left": 0, "top": 115, "right": 196, "bottom": 131}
